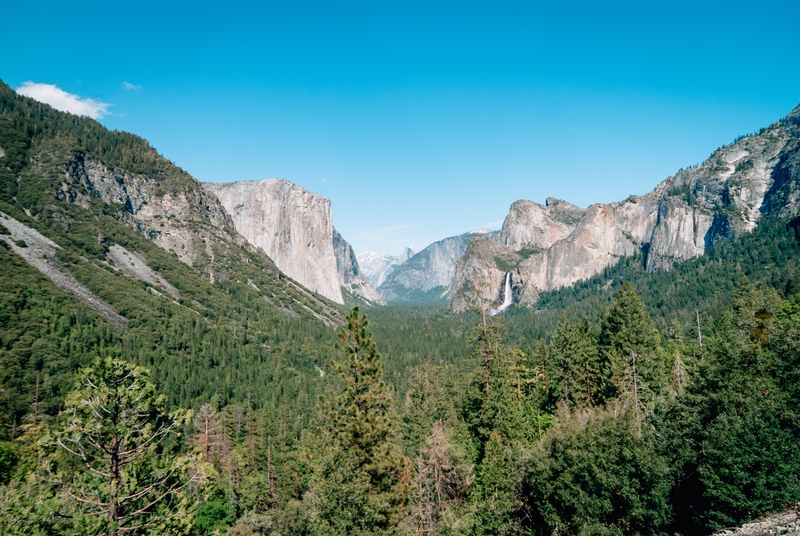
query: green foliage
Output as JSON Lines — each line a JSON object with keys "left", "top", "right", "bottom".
{"left": 526, "top": 410, "right": 672, "bottom": 536}
{"left": 547, "top": 316, "right": 601, "bottom": 410}
{"left": 0, "top": 441, "right": 18, "bottom": 485}
{"left": 598, "top": 282, "right": 665, "bottom": 399}
{"left": 309, "top": 308, "right": 408, "bottom": 535}
{"left": 463, "top": 317, "right": 530, "bottom": 450}
{"left": 192, "top": 492, "right": 237, "bottom": 534}
{"left": 3, "top": 75, "right": 800, "bottom": 534}
{"left": 658, "top": 280, "right": 800, "bottom": 533}
{"left": 470, "top": 431, "right": 519, "bottom": 535}
{"left": 666, "top": 182, "right": 698, "bottom": 205}
{"left": 52, "top": 357, "right": 202, "bottom": 534}
{"left": 735, "top": 158, "right": 754, "bottom": 173}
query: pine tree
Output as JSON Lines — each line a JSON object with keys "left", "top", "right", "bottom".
{"left": 470, "top": 431, "right": 518, "bottom": 535}
{"left": 462, "top": 315, "right": 529, "bottom": 534}
{"left": 52, "top": 357, "right": 203, "bottom": 535}
{"left": 311, "top": 307, "right": 408, "bottom": 536}
{"left": 548, "top": 315, "right": 601, "bottom": 409}
{"left": 464, "top": 317, "right": 529, "bottom": 450}
{"left": 598, "top": 282, "right": 664, "bottom": 400}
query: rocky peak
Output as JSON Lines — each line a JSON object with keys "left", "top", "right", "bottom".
{"left": 377, "top": 233, "right": 473, "bottom": 303}
{"left": 356, "top": 251, "right": 398, "bottom": 288}
{"left": 397, "top": 246, "right": 417, "bottom": 265}
{"left": 59, "top": 151, "right": 240, "bottom": 282}
{"left": 450, "top": 102, "right": 800, "bottom": 312}
{"left": 333, "top": 229, "right": 386, "bottom": 306}
{"left": 499, "top": 198, "right": 585, "bottom": 251}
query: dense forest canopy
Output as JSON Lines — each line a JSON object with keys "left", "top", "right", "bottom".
{"left": 2, "top": 80, "right": 800, "bottom": 535}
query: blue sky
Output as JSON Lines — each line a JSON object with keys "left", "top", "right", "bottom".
{"left": 2, "top": 1, "right": 799, "bottom": 254}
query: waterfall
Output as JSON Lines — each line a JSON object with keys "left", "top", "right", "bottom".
{"left": 494, "top": 272, "right": 513, "bottom": 314}
{"left": 488, "top": 272, "right": 514, "bottom": 316}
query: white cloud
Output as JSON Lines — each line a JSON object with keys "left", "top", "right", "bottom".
{"left": 320, "top": 177, "right": 327, "bottom": 182}
{"left": 15, "top": 82, "right": 111, "bottom": 119}
{"left": 122, "top": 81, "right": 141, "bottom": 90}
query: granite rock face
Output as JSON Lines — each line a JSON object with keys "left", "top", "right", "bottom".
{"left": 378, "top": 232, "right": 481, "bottom": 303}
{"left": 59, "top": 152, "right": 242, "bottom": 283}
{"left": 450, "top": 103, "right": 800, "bottom": 312}
{"left": 357, "top": 251, "right": 401, "bottom": 288}
{"left": 333, "top": 228, "right": 386, "bottom": 305}
{"left": 499, "top": 198, "right": 584, "bottom": 250}
{"left": 205, "top": 179, "right": 345, "bottom": 304}
{"left": 450, "top": 234, "right": 518, "bottom": 312}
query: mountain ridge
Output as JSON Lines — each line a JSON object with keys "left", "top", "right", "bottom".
{"left": 450, "top": 103, "right": 800, "bottom": 312}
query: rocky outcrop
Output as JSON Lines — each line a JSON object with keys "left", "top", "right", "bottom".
{"left": 499, "top": 198, "right": 584, "bottom": 250}
{"left": 106, "top": 244, "right": 182, "bottom": 299}
{"left": 711, "top": 505, "right": 799, "bottom": 536}
{"left": 450, "top": 103, "right": 800, "bottom": 312}
{"left": 450, "top": 234, "right": 518, "bottom": 312}
{"left": 59, "top": 152, "right": 240, "bottom": 283}
{"left": 357, "top": 247, "right": 418, "bottom": 290}
{"left": 357, "top": 251, "right": 400, "bottom": 288}
{"left": 205, "top": 179, "right": 344, "bottom": 304}
{"left": 333, "top": 228, "right": 386, "bottom": 306}
{"left": 380, "top": 231, "right": 490, "bottom": 304}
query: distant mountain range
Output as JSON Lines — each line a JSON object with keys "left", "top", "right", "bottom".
{"left": 357, "top": 247, "right": 417, "bottom": 289}
{"left": 361, "top": 230, "right": 496, "bottom": 305}
{"left": 357, "top": 102, "right": 800, "bottom": 311}
{"left": 3, "top": 75, "right": 798, "bottom": 318}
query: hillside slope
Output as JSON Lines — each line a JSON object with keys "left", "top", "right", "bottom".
{"left": 0, "top": 80, "right": 346, "bottom": 434}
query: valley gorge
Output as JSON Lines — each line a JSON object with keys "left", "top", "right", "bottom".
{"left": 3, "top": 76, "right": 800, "bottom": 536}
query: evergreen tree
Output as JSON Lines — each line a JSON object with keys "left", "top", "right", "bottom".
{"left": 471, "top": 431, "right": 518, "bottom": 536}
{"left": 662, "top": 279, "right": 800, "bottom": 532}
{"left": 598, "top": 282, "right": 664, "bottom": 400}
{"left": 52, "top": 357, "right": 203, "bottom": 535}
{"left": 526, "top": 410, "right": 672, "bottom": 536}
{"left": 463, "top": 317, "right": 529, "bottom": 450}
{"left": 310, "top": 307, "right": 408, "bottom": 536}
{"left": 463, "top": 315, "right": 530, "bottom": 534}
{"left": 547, "top": 315, "right": 601, "bottom": 410}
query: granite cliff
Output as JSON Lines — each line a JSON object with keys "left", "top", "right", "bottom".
{"left": 57, "top": 151, "right": 240, "bottom": 283}
{"left": 333, "top": 228, "right": 386, "bottom": 306}
{"left": 357, "top": 247, "right": 417, "bottom": 289}
{"left": 450, "top": 103, "right": 800, "bottom": 312}
{"left": 205, "top": 179, "right": 382, "bottom": 305}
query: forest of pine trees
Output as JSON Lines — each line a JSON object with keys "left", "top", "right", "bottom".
{"left": 3, "top": 275, "right": 800, "bottom": 535}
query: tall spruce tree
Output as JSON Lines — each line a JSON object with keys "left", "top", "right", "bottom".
{"left": 463, "top": 317, "right": 528, "bottom": 450}
{"left": 463, "top": 315, "right": 530, "bottom": 534}
{"left": 598, "top": 282, "right": 664, "bottom": 401}
{"left": 310, "top": 307, "right": 408, "bottom": 536}
{"left": 548, "top": 315, "right": 601, "bottom": 410}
